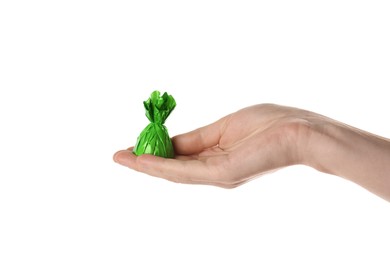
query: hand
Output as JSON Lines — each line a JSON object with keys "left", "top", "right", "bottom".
{"left": 114, "top": 103, "right": 390, "bottom": 201}
{"left": 113, "top": 104, "right": 311, "bottom": 188}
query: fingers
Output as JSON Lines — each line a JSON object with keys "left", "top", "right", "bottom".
{"left": 113, "top": 148, "right": 139, "bottom": 170}
{"left": 172, "top": 116, "right": 229, "bottom": 155}
{"left": 113, "top": 149, "right": 257, "bottom": 188}
{"left": 113, "top": 149, "right": 214, "bottom": 184}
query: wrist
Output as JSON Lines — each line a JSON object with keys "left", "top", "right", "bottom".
{"left": 301, "top": 120, "right": 344, "bottom": 174}
{"left": 301, "top": 118, "right": 390, "bottom": 201}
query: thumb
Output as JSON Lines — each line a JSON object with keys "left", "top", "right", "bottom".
{"left": 172, "top": 116, "right": 227, "bottom": 155}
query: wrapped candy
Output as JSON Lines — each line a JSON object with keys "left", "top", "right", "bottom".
{"left": 133, "top": 90, "right": 176, "bottom": 158}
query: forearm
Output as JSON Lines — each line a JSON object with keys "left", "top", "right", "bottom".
{"left": 304, "top": 119, "right": 390, "bottom": 201}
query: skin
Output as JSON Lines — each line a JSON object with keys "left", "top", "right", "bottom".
{"left": 113, "top": 104, "right": 390, "bottom": 202}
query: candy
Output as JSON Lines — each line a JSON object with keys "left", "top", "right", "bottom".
{"left": 133, "top": 91, "right": 176, "bottom": 158}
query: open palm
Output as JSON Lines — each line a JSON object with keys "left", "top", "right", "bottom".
{"left": 114, "top": 104, "right": 310, "bottom": 188}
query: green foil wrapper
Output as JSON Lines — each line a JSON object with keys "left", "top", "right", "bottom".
{"left": 133, "top": 90, "right": 176, "bottom": 158}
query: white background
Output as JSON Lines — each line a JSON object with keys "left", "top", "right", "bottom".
{"left": 1, "top": 1, "right": 389, "bottom": 259}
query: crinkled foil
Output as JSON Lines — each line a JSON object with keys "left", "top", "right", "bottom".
{"left": 133, "top": 91, "right": 176, "bottom": 158}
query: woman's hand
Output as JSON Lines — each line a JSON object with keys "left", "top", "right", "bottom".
{"left": 114, "top": 103, "right": 390, "bottom": 201}
{"left": 113, "top": 104, "right": 312, "bottom": 188}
